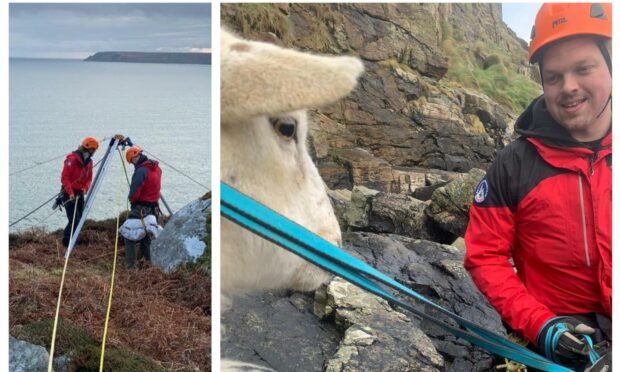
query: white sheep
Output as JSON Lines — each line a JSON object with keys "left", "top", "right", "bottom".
{"left": 221, "top": 28, "right": 364, "bottom": 301}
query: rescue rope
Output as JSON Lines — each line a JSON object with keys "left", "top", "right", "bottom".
{"left": 9, "top": 194, "right": 59, "bottom": 227}
{"left": 10, "top": 153, "right": 67, "bottom": 176}
{"left": 143, "top": 149, "right": 210, "bottom": 191}
{"left": 47, "top": 194, "right": 80, "bottom": 372}
{"left": 99, "top": 154, "right": 126, "bottom": 371}
{"left": 9, "top": 159, "right": 104, "bottom": 228}
{"left": 221, "top": 182, "right": 573, "bottom": 372}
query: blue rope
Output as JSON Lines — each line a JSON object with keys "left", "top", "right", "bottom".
{"left": 542, "top": 317, "right": 602, "bottom": 365}
{"left": 221, "top": 182, "right": 573, "bottom": 372}
{"left": 582, "top": 335, "right": 601, "bottom": 364}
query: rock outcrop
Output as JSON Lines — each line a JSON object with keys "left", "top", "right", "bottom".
{"left": 151, "top": 196, "right": 211, "bottom": 273}
{"left": 222, "top": 3, "right": 537, "bottom": 194}
{"left": 222, "top": 232, "right": 504, "bottom": 371}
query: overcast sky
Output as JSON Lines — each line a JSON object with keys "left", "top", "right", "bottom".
{"left": 502, "top": 3, "right": 541, "bottom": 43}
{"left": 10, "top": 3, "right": 212, "bottom": 59}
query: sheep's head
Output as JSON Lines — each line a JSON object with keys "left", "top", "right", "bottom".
{"left": 220, "top": 29, "right": 364, "bottom": 297}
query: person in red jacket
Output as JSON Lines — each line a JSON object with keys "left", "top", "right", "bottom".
{"left": 60, "top": 136, "right": 99, "bottom": 248}
{"left": 124, "top": 146, "right": 162, "bottom": 268}
{"left": 464, "top": 3, "right": 611, "bottom": 370}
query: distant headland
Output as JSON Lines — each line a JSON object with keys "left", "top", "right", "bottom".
{"left": 84, "top": 51, "right": 211, "bottom": 65}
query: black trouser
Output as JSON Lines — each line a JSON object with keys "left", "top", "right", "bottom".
{"left": 124, "top": 235, "right": 152, "bottom": 268}
{"left": 124, "top": 203, "right": 159, "bottom": 268}
{"left": 62, "top": 192, "right": 84, "bottom": 248}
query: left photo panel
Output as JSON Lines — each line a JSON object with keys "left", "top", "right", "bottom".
{"left": 9, "top": 3, "right": 212, "bottom": 371}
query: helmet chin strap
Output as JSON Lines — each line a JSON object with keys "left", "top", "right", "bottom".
{"left": 596, "top": 94, "right": 612, "bottom": 119}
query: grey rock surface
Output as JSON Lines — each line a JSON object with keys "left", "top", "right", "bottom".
{"left": 344, "top": 186, "right": 380, "bottom": 229}
{"left": 151, "top": 198, "right": 211, "bottom": 273}
{"left": 221, "top": 292, "right": 340, "bottom": 372}
{"left": 221, "top": 232, "right": 503, "bottom": 371}
{"left": 316, "top": 277, "right": 444, "bottom": 371}
{"left": 368, "top": 192, "right": 431, "bottom": 239}
{"left": 10, "top": 336, "right": 48, "bottom": 372}
{"left": 426, "top": 168, "right": 486, "bottom": 237}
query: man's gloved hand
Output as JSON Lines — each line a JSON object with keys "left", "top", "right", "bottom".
{"left": 536, "top": 317, "right": 596, "bottom": 364}
{"left": 585, "top": 352, "right": 611, "bottom": 372}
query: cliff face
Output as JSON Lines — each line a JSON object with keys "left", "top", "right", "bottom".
{"left": 85, "top": 51, "right": 212, "bottom": 65}
{"left": 222, "top": 4, "right": 541, "bottom": 192}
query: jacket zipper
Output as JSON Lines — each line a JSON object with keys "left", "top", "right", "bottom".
{"left": 589, "top": 152, "right": 598, "bottom": 175}
{"left": 577, "top": 173, "right": 591, "bottom": 267}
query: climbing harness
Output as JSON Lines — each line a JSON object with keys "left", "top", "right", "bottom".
{"left": 220, "top": 182, "right": 575, "bottom": 372}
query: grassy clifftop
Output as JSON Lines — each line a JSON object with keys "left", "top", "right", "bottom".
{"left": 10, "top": 218, "right": 211, "bottom": 371}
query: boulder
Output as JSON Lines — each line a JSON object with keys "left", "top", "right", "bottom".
{"left": 426, "top": 168, "right": 486, "bottom": 237}
{"left": 9, "top": 336, "right": 48, "bottom": 372}
{"left": 151, "top": 197, "right": 211, "bottom": 273}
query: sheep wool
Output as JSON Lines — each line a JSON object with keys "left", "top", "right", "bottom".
{"left": 220, "top": 29, "right": 364, "bottom": 298}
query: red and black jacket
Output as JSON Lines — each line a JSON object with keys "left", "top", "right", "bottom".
{"left": 128, "top": 156, "right": 162, "bottom": 205}
{"left": 61, "top": 151, "right": 93, "bottom": 198}
{"left": 464, "top": 96, "right": 611, "bottom": 343}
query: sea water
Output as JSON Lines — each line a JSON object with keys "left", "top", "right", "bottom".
{"left": 9, "top": 58, "right": 211, "bottom": 232}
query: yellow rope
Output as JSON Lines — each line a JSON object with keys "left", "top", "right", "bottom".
{"left": 48, "top": 195, "right": 80, "bottom": 371}
{"left": 99, "top": 154, "right": 126, "bottom": 371}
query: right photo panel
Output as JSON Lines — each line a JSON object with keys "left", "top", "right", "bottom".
{"left": 220, "top": 3, "right": 612, "bottom": 371}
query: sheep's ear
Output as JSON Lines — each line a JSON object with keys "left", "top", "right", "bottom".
{"left": 221, "top": 29, "right": 364, "bottom": 123}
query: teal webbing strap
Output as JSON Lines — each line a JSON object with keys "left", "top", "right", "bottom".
{"left": 221, "top": 182, "right": 572, "bottom": 372}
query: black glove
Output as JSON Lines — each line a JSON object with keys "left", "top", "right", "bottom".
{"left": 585, "top": 352, "right": 611, "bottom": 372}
{"left": 537, "top": 316, "right": 596, "bottom": 365}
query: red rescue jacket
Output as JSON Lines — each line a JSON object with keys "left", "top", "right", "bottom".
{"left": 464, "top": 97, "right": 612, "bottom": 343}
{"left": 129, "top": 158, "right": 162, "bottom": 204}
{"left": 61, "top": 151, "right": 93, "bottom": 197}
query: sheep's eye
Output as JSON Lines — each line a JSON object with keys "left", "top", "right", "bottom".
{"left": 270, "top": 117, "right": 297, "bottom": 141}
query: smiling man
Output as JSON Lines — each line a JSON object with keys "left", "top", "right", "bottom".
{"left": 464, "top": 3, "right": 611, "bottom": 371}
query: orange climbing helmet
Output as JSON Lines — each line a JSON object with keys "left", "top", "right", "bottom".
{"left": 80, "top": 136, "right": 99, "bottom": 152}
{"left": 125, "top": 146, "right": 143, "bottom": 163}
{"left": 529, "top": 3, "right": 612, "bottom": 63}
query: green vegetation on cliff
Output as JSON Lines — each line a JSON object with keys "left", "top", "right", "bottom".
{"left": 441, "top": 21, "right": 540, "bottom": 113}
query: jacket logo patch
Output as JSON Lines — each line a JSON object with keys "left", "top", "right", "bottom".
{"left": 474, "top": 178, "right": 489, "bottom": 204}
{"left": 67, "top": 160, "right": 72, "bottom": 166}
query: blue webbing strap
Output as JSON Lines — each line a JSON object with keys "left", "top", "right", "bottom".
{"left": 543, "top": 320, "right": 601, "bottom": 365}
{"left": 221, "top": 182, "right": 572, "bottom": 372}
